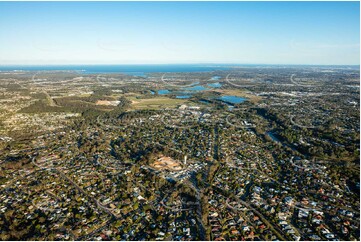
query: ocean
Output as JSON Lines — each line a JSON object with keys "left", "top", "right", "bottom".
{"left": 0, "top": 64, "right": 232, "bottom": 76}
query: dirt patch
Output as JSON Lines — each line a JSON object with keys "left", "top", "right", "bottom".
{"left": 96, "top": 100, "right": 120, "bottom": 106}
{"left": 150, "top": 155, "right": 183, "bottom": 171}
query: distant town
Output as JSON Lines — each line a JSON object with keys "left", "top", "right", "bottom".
{"left": 0, "top": 66, "right": 359, "bottom": 241}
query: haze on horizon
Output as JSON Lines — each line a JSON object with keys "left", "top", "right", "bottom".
{"left": 0, "top": 1, "right": 359, "bottom": 66}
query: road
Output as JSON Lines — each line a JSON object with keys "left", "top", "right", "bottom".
{"left": 31, "top": 155, "right": 119, "bottom": 219}
{"left": 54, "top": 168, "right": 119, "bottom": 218}
{"left": 77, "top": 219, "right": 113, "bottom": 240}
{"left": 290, "top": 115, "right": 315, "bottom": 129}
{"left": 290, "top": 74, "right": 319, "bottom": 87}
{"left": 216, "top": 186, "right": 286, "bottom": 241}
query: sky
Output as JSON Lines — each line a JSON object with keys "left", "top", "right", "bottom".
{"left": 0, "top": 1, "right": 359, "bottom": 65}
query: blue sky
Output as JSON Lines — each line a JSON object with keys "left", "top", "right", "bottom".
{"left": 0, "top": 1, "right": 359, "bottom": 65}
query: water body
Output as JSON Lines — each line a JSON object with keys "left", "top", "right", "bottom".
{"left": 150, "top": 90, "right": 155, "bottom": 95}
{"left": 218, "top": 95, "right": 246, "bottom": 104}
{"left": 184, "top": 85, "right": 209, "bottom": 92}
{"left": 0, "top": 64, "right": 231, "bottom": 76}
{"left": 176, "top": 95, "right": 191, "bottom": 99}
{"left": 158, "top": 90, "right": 170, "bottom": 95}
{"left": 266, "top": 131, "right": 281, "bottom": 143}
{"left": 207, "top": 82, "right": 222, "bottom": 88}
{"left": 266, "top": 131, "right": 298, "bottom": 152}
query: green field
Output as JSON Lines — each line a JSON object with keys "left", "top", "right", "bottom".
{"left": 128, "top": 96, "right": 193, "bottom": 110}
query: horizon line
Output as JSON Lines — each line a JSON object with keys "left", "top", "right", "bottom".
{"left": 0, "top": 63, "right": 359, "bottom": 67}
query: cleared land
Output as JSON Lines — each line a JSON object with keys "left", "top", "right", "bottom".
{"left": 95, "top": 100, "right": 120, "bottom": 106}
{"left": 150, "top": 155, "right": 183, "bottom": 171}
{"left": 128, "top": 96, "right": 191, "bottom": 110}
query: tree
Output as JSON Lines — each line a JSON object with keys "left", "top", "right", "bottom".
{"left": 133, "top": 202, "right": 139, "bottom": 210}
{"left": 39, "top": 217, "right": 46, "bottom": 223}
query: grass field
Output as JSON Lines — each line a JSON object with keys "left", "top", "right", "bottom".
{"left": 216, "top": 89, "right": 262, "bottom": 102}
{"left": 128, "top": 96, "right": 191, "bottom": 110}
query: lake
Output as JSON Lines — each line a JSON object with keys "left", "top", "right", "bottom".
{"left": 184, "top": 85, "right": 209, "bottom": 92}
{"left": 218, "top": 95, "right": 246, "bottom": 104}
{"left": 176, "top": 95, "right": 191, "bottom": 99}
{"left": 266, "top": 131, "right": 281, "bottom": 143}
{"left": 158, "top": 90, "right": 171, "bottom": 95}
